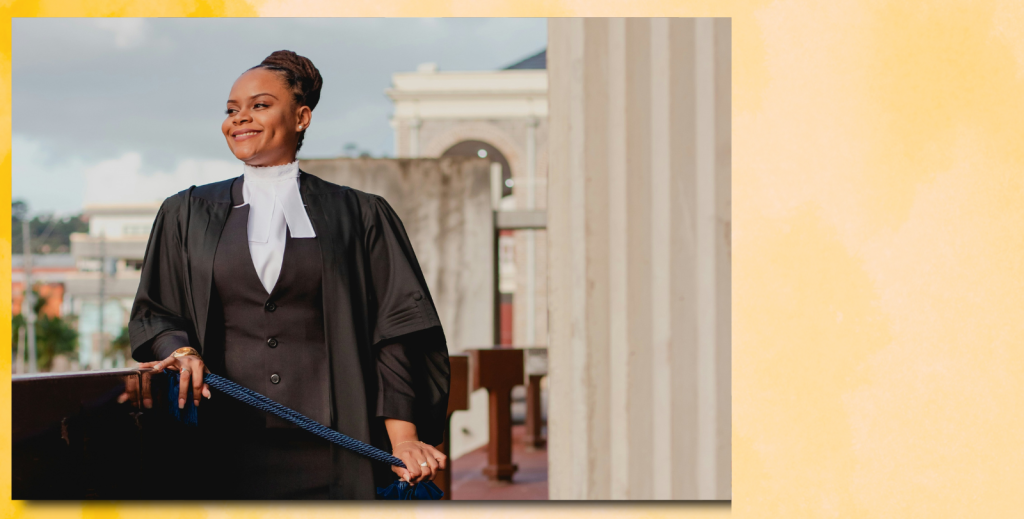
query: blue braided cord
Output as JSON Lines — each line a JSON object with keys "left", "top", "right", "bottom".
{"left": 201, "top": 372, "right": 408, "bottom": 469}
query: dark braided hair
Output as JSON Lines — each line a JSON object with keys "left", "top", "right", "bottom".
{"left": 249, "top": 50, "right": 323, "bottom": 153}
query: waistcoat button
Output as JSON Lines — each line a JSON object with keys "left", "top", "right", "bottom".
{"left": 265, "top": 301, "right": 276, "bottom": 312}
{"left": 413, "top": 291, "right": 423, "bottom": 301}
{"left": 270, "top": 373, "right": 280, "bottom": 384}
{"left": 267, "top": 337, "right": 278, "bottom": 348}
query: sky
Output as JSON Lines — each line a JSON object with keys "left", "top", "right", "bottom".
{"left": 12, "top": 18, "right": 547, "bottom": 215}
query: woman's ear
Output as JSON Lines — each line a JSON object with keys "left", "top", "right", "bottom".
{"left": 297, "top": 105, "right": 312, "bottom": 131}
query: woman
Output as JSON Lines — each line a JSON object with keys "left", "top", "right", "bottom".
{"left": 128, "top": 50, "right": 450, "bottom": 500}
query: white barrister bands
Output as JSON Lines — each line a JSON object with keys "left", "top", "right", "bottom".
{"left": 240, "top": 160, "right": 316, "bottom": 294}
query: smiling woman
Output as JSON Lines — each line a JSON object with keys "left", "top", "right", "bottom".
{"left": 127, "top": 50, "right": 451, "bottom": 500}
{"left": 223, "top": 51, "right": 319, "bottom": 165}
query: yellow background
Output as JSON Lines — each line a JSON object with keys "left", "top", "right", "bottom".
{"left": 3, "top": 0, "right": 1024, "bottom": 517}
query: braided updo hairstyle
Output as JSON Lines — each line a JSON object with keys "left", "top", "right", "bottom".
{"left": 249, "top": 50, "right": 323, "bottom": 152}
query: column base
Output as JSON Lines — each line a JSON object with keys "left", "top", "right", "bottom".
{"left": 523, "top": 435, "right": 547, "bottom": 450}
{"left": 482, "top": 463, "right": 519, "bottom": 481}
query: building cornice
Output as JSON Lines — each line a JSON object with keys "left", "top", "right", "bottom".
{"left": 82, "top": 203, "right": 162, "bottom": 217}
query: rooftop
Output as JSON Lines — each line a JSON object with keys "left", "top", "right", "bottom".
{"left": 503, "top": 49, "right": 546, "bottom": 70}
{"left": 12, "top": 254, "right": 77, "bottom": 269}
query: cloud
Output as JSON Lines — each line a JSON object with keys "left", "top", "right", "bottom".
{"left": 15, "top": 135, "right": 242, "bottom": 214}
{"left": 12, "top": 135, "right": 88, "bottom": 216}
{"left": 92, "top": 18, "right": 148, "bottom": 49}
{"left": 83, "top": 152, "right": 239, "bottom": 206}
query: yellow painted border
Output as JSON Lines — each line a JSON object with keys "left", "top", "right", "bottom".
{"left": 7, "top": 0, "right": 1024, "bottom": 517}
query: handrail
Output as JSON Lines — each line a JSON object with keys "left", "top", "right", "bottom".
{"left": 12, "top": 367, "right": 145, "bottom": 380}
{"left": 12, "top": 348, "right": 547, "bottom": 499}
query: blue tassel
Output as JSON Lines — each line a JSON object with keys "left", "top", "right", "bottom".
{"left": 167, "top": 371, "right": 443, "bottom": 500}
{"left": 165, "top": 371, "right": 199, "bottom": 426}
{"left": 376, "top": 480, "right": 444, "bottom": 500}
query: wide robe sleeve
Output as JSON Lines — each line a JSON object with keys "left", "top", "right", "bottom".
{"left": 128, "top": 190, "right": 197, "bottom": 363}
{"left": 363, "top": 194, "right": 450, "bottom": 447}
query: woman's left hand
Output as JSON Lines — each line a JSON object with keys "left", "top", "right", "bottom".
{"left": 391, "top": 440, "right": 447, "bottom": 485}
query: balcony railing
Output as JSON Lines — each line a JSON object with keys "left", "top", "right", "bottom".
{"left": 12, "top": 368, "right": 199, "bottom": 499}
{"left": 12, "top": 347, "right": 547, "bottom": 500}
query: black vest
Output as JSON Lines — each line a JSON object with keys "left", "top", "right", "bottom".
{"left": 205, "top": 176, "right": 332, "bottom": 429}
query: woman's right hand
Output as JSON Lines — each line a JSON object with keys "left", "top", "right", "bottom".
{"left": 143, "top": 354, "right": 212, "bottom": 409}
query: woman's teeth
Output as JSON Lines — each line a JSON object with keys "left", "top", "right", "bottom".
{"left": 237, "top": 131, "right": 259, "bottom": 137}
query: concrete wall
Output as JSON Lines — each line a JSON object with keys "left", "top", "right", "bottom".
{"left": 417, "top": 117, "right": 551, "bottom": 348}
{"left": 546, "top": 18, "right": 732, "bottom": 500}
{"left": 299, "top": 156, "right": 495, "bottom": 459}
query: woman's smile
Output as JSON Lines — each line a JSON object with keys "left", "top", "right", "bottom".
{"left": 232, "top": 129, "right": 263, "bottom": 142}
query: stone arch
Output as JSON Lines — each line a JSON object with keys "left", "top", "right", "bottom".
{"left": 420, "top": 121, "right": 525, "bottom": 180}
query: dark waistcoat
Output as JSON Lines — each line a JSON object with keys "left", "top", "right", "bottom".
{"left": 206, "top": 176, "right": 332, "bottom": 429}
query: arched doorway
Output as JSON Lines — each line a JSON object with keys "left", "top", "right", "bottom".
{"left": 442, "top": 140, "right": 513, "bottom": 198}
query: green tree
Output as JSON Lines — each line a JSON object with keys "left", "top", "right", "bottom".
{"left": 12, "top": 199, "right": 88, "bottom": 255}
{"left": 107, "top": 326, "right": 132, "bottom": 362}
{"left": 11, "top": 313, "right": 25, "bottom": 365}
{"left": 36, "top": 314, "right": 78, "bottom": 371}
{"left": 12, "top": 286, "right": 79, "bottom": 371}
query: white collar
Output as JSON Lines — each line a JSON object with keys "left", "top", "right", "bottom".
{"left": 240, "top": 160, "right": 316, "bottom": 242}
{"left": 242, "top": 160, "right": 300, "bottom": 183}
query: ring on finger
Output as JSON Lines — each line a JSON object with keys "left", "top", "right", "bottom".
{"left": 420, "top": 461, "right": 428, "bottom": 467}
{"left": 181, "top": 367, "right": 191, "bottom": 375}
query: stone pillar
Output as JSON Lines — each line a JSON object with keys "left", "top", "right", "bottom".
{"left": 525, "top": 116, "right": 539, "bottom": 345}
{"left": 409, "top": 118, "right": 422, "bottom": 158}
{"left": 389, "top": 119, "right": 400, "bottom": 158}
{"left": 547, "top": 17, "right": 731, "bottom": 500}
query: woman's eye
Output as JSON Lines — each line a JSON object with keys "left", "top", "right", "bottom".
{"left": 225, "top": 108, "right": 237, "bottom": 115}
{"left": 254, "top": 103, "right": 268, "bottom": 108}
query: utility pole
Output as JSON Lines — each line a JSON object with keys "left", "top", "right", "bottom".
{"left": 15, "top": 326, "right": 25, "bottom": 375}
{"left": 95, "top": 230, "right": 107, "bottom": 370}
{"left": 21, "top": 215, "right": 37, "bottom": 373}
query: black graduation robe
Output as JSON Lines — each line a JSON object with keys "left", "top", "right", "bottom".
{"left": 128, "top": 170, "right": 450, "bottom": 500}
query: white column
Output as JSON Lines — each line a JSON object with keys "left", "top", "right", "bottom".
{"left": 547, "top": 17, "right": 731, "bottom": 500}
{"left": 608, "top": 18, "right": 629, "bottom": 499}
{"left": 649, "top": 17, "right": 672, "bottom": 499}
{"left": 695, "top": 17, "right": 718, "bottom": 499}
{"left": 409, "top": 118, "right": 422, "bottom": 158}
{"left": 389, "top": 119, "right": 400, "bottom": 158}
{"left": 526, "top": 116, "right": 539, "bottom": 345}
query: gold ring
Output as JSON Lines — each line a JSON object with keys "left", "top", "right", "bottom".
{"left": 172, "top": 347, "right": 202, "bottom": 359}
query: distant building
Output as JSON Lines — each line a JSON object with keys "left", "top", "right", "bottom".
{"left": 12, "top": 254, "right": 77, "bottom": 318}
{"left": 66, "top": 203, "right": 160, "bottom": 369}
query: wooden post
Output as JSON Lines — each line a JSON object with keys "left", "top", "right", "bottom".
{"left": 524, "top": 374, "right": 546, "bottom": 449}
{"left": 470, "top": 348, "right": 523, "bottom": 481}
{"left": 523, "top": 348, "right": 548, "bottom": 449}
{"left": 436, "top": 354, "right": 469, "bottom": 500}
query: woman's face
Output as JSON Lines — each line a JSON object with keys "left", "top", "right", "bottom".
{"left": 222, "top": 68, "right": 312, "bottom": 167}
